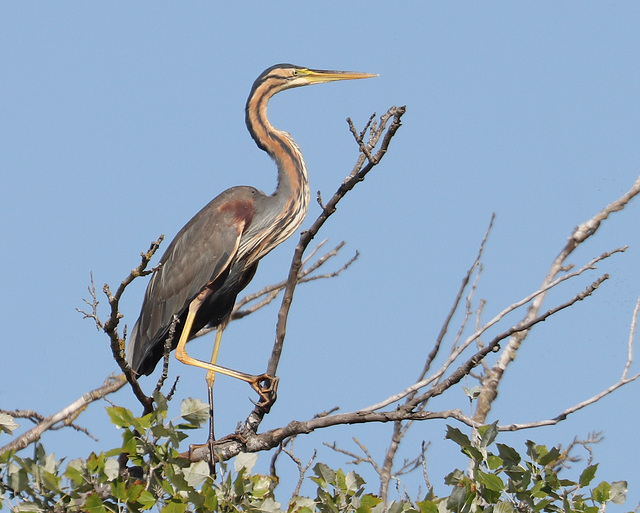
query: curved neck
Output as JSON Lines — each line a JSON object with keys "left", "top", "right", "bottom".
{"left": 243, "top": 77, "right": 310, "bottom": 255}
{"left": 246, "top": 81, "right": 309, "bottom": 197}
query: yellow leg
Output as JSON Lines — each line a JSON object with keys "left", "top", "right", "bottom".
{"left": 205, "top": 327, "right": 224, "bottom": 468}
{"left": 174, "top": 295, "right": 279, "bottom": 407}
{"left": 205, "top": 327, "right": 224, "bottom": 388}
{"left": 180, "top": 293, "right": 279, "bottom": 467}
{"left": 175, "top": 310, "right": 261, "bottom": 383}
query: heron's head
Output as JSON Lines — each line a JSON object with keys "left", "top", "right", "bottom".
{"left": 250, "top": 64, "right": 377, "bottom": 97}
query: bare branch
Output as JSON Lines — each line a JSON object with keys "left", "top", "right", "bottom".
{"left": 624, "top": 293, "right": 640, "bottom": 379}
{"left": 154, "top": 317, "right": 179, "bottom": 396}
{"left": 414, "top": 215, "right": 495, "bottom": 392}
{"left": 75, "top": 273, "right": 103, "bottom": 330}
{"left": 189, "top": 241, "right": 357, "bottom": 341}
{"left": 279, "top": 440, "right": 316, "bottom": 497}
{"left": 0, "top": 375, "right": 126, "bottom": 455}
{"left": 405, "top": 275, "right": 610, "bottom": 411}
{"left": 101, "top": 237, "right": 164, "bottom": 413}
{"left": 3, "top": 238, "right": 168, "bottom": 453}
{"left": 362, "top": 274, "right": 611, "bottom": 413}
{"left": 325, "top": 438, "right": 382, "bottom": 474}
{"left": 380, "top": 422, "right": 403, "bottom": 501}
{"left": 190, "top": 295, "right": 639, "bottom": 463}
{"left": 475, "top": 174, "right": 640, "bottom": 422}
{"left": 267, "top": 107, "right": 405, "bottom": 379}
{"left": 190, "top": 272, "right": 628, "bottom": 464}
{"left": 0, "top": 409, "right": 96, "bottom": 440}
{"left": 499, "top": 369, "right": 640, "bottom": 432}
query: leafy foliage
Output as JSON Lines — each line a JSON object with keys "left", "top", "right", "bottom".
{"left": 440, "top": 422, "right": 628, "bottom": 513}
{"left": 0, "top": 401, "right": 629, "bottom": 512}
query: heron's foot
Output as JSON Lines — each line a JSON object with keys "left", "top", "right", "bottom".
{"left": 249, "top": 374, "right": 279, "bottom": 408}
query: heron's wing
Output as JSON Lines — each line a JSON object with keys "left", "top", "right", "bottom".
{"left": 128, "top": 189, "right": 255, "bottom": 373}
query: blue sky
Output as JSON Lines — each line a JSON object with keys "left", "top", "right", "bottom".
{"left": 2, "top": 3, "right": 640, "bottom": 507}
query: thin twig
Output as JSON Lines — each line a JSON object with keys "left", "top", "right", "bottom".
{"left": 475, "top": 174, "right": 640, "bottom": 422}
{"left": 102, "top": 237, "right": 164, "bottom": 413}
{"left": 0, "top": 375, "right": 126, "bottom": 454}
{"left": 413, "top": 214, "right": 494, "bottom": 392}
{"left": 361, "top": 273, "right": 611, "bottom": 413}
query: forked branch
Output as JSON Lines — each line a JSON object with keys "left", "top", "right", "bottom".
{"left": 475, "top": 174, "right": 640, "bottom": 422}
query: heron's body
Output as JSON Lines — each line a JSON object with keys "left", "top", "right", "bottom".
{"left": 129, "top": 187, "right": 260, "bottom": 374}
{"left": 126, "top": 64, "right": 375, "bottom": 418}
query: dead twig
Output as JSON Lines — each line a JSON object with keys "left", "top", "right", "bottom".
{"left": 0, "top": 375, "right": 126, "bottom": 455}
{"left": 475, "top": 174, "right": 640, "bottom": 422}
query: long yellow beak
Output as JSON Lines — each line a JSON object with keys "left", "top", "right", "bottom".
{"left": 302, "top": 68, "right": 378, "bottom": 84}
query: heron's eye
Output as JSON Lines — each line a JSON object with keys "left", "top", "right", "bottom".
{"left": 291, "top": 69, "right": 298, "bottom": 77}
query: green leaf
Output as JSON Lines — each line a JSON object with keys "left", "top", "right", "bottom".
{"left": 111, "top": 480, "right": 126, "bottom": 501}
{"left": 119, "top": 429, "right": 138, "bottom": 457}
{"left": 41, "top": 452, "right": 57, "bottom": 474}
{"left": 64, "top": 459, "right": 87, "bottom": 486}
{"left": 0, "top": 413, "right": 19, "bottom": 435}
{"left": 478, "top": 421, "right": 499, "bottom": 448}
{"left": 494, "top": 501, "right": 516, "bottom": 513}
{"left": 578, "top": 464, "right": 598, "bottom": 487}
{"left": 496, "top": 443, "right": 521, "bottom": 466}
{"left": 125, "top": 483, "right": 145, "bottom": 502}
{"left": 388, "top": 501, "right": 405, "bottom": 513}
{"left": 463, "top": 386, "right": 481, "bottom": 400}
{"left": 444, "top": 469, "right": 465, "bottom": 486}
{"left": 106, "top": 406, "right": 136, "bottom": 429}
{"left": 184, "top": 460, "right": 211, "bottom": 488}
{"left": 360, "top": 494, "right": 383, "bottom": 512}
{"left": 180, "top": 397, "right": 210, "bottom": 428}
{"left": 132, "top": 412, "right": 153, "bottom": 432}
{"left": 161, "top": 500, "right": 187, "bottom": 513}
{"left": 591, "top": 481, "right": 610, "bottom": 504}
{"left": 533, "top": 498, "right": 552, "bottom": 512}
{"left": 335, "top": 468, "right": 347, "bottom": 492}
{"left": 41, "top": 470, "right": 62, "bottom": 494}
{"left": 0, "top": 448, "right": 14, "bottom": 464}
{"left": 234, "top": 452, "right": 258, "bottom": 473}
{"left": 610, "top": 481, "right": 627, "bottom": 505}
{"left": 153, "top": 391, "right": 169, "bottom": 414}
{"left": 446, "top": 484, "right": 468, "bottom": 513}
{"left": 487, "top": 455, "right": 503, "bottom": 470}
{"left": 8, "top": 463, "right": 28, "bottom": 494}
{"left": 525, "top": 440, "right": 540, "bottom": 461}
{"left": 531, "top": 479, "right": 548, "bottom": 499}
{"left": 259, "top": 498, "right": 283, "bottom": 513}
{"left": 313, "top": 462, "right": 336, "bottom": 487}
{"left": 475, "top": 469, "right": 504, "bottom": 492}
{"left": 290, "top": 496, "right": 316, "bottom": 513}
{"left": 417, "top": 500, "right": 439, "bottom": 513}
{"left": 103, "top": 458, "right": 119, "bottom": 481}
{"left": 346, "top": 470, "right": 365, "bottom": 493}
{"left": 250, "top": 473, "right": 273, "bottom": 499}
{"left": 462, "top": 445, "right": 483, "bottom": 463}
{"left": 538, "top": 446, "right": 561, "bottom": 466}
{"left": 87, "top": 452, "right": 105, "bottom": 475}
{"left": 445, "top": 426, "right": 471, "bottom": 448}
{"left": 84, "top": 493, "right": 108, "bottom": 513}
{"left": 137, "top": 490, "right": 157, "bottom": 509}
